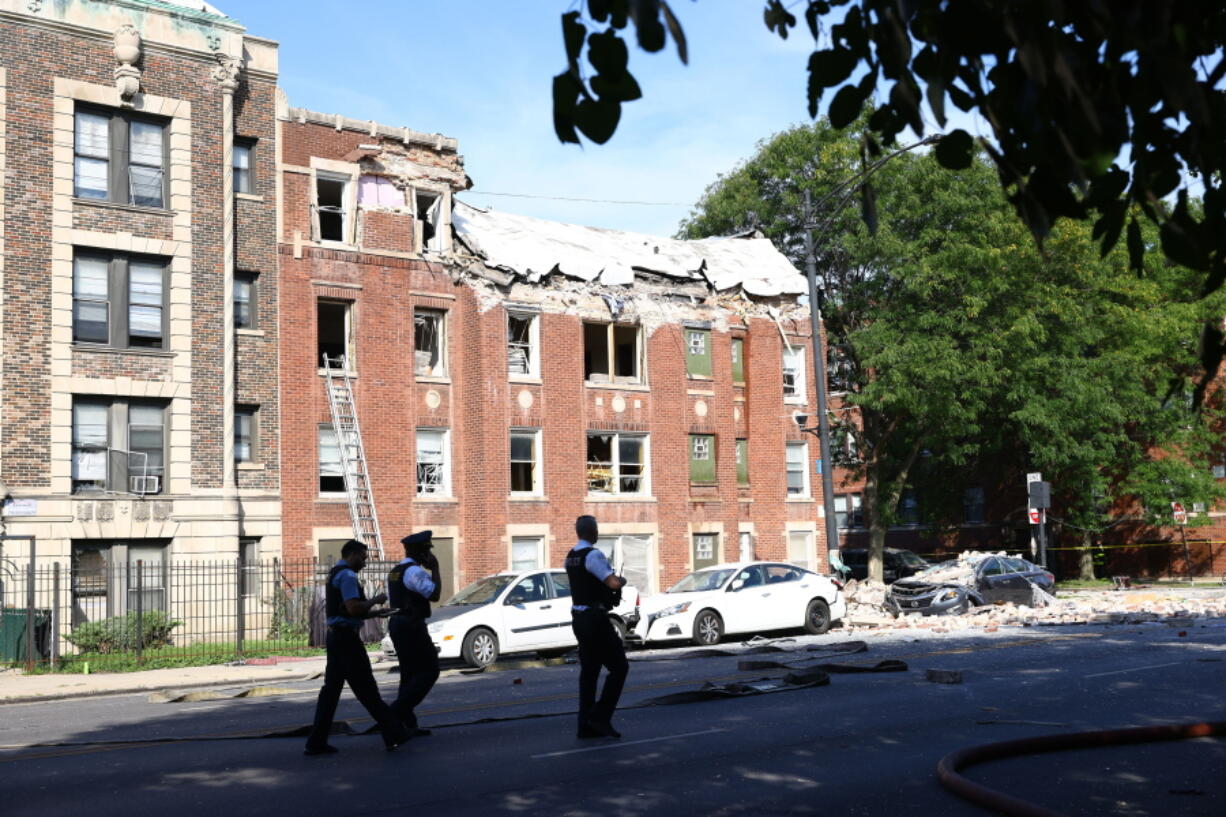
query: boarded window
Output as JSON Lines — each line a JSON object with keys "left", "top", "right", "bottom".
{"left": 787, "top": 531, "right": 812, "bottom": 570}
{"left": 511, "top": 537, "right": 542, "bottom": 571}
{"left": 689, "top": 434, "right": 716, "bottom": 484}
{"left": 685, "top": 329, "right": 712, "bottom": 377}
{"left": 692, "top": 533, "right": 718, "bottom": 570}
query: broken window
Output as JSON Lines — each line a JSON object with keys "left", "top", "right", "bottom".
{"left": 782, "top": 346, "right": 805, "bottom": 400}
{"left": 414, "top": 308, "right": 446, "bottom": 377}
{"left": 586, "top": 432, "right": 647, "bottom": 495}
{"left": 318, "top": 426, "right": 344, "bottom": 494}
{"left": 787, "top": 530, "right": 813, "bottom": 570}
{"left": 685, "top": 328, "right": 711, "bottom": 377}
{"left": 786, "top": 441, "right": 808, "bottom": 497}
{"left": 507, "top": 312, "right": 538, "bottom": 377}
{"left": 314, "top": 171, "right": 351, "bottom": 243}
{"left": 511, "top": 537, "right": 543, "bottom": 571}
{"left": 689, "top": 434, "right": 716, "bottom": 484}
{"left": 584, "top": 323, "right": 641, "bottom": 383}
{"left": 415, "top": 189, "right": 444, "bottom": 253}
{"left": 416, "top": 428, "right": 449, "bottom": 496}
{"left": 317, "top": 300, "right": 352, "bottom": 368}
{"left": 510, "top": 429, "right": 540, "bottom": 494}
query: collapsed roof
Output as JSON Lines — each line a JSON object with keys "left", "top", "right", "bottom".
{"left": 451, "top": 201, "right": 806, "bottom": 299}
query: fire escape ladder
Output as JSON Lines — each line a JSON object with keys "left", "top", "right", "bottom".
{"left": 322, "top": 353, "right": 384, "bottom": 560}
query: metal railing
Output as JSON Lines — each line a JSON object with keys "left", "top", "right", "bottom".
{"left": 0, "top": 557, "right": 399, "bottom": 672}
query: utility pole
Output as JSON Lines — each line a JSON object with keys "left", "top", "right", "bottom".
{"left": 803, "top": 189, "right": 842, "bottom": 574}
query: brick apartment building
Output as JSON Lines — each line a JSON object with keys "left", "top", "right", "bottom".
{"left": 276, "top": 109, "right": 831, "bottom": 597}
{"left": 0, "top": 0, "right": 281, "bottom": 618}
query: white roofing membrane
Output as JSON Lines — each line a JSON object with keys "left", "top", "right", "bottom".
{"left": 452, "top": 201, "right": 805, "bottom": 297}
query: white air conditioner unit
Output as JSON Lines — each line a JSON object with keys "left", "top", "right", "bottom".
{"left": 130, "top": 475, "right": 160, "bottom": 495}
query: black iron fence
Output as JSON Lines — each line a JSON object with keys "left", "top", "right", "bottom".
{"left": 0, "top": 557, "right": 399, "bottom": 672}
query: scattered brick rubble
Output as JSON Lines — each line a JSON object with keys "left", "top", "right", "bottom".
{"left": 840, "top": 579, "right": 1226, "bottom": 631}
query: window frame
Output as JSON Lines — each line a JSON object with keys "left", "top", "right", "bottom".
{"left": 233, "top": 138, "right": 255, "bottom": 195}
{"left": 413, "top": 188, "right": 446, "bottom": 253}
{"left": 317, "top": 299, "right": 354, "bottom": 369}
{"left": 834, "top": 493, "right": 865, "bottom": 530}
{"left": 510, "top": 428, "right": 542, "bottom": 495}
{"left": 74, "top": 105, "right": 168, "bottom": 209}
{"left": 415, "top": 427, "right": 451, "bottom": 497}
{"left": 692, "top": 533, "right": 719, "bottom": 570}
{"left": 234, "top": 271, "right": 258, "bottom": 330}
{"left": 313, "top": 169, "right": 354, "bottom": 245}
{"left": 735, "top": 438, "right": 749, "bottom": 486}
{"left": 731, "top": 337, "right": 745, "bottom": 384}
{"left": 586, "top": 431, "right": 650, "bottom": 496}
{"left": 235, "top": 405, "right": 259, "bottom": 465}
{"left": 785, "top": 441, "right": 809, "bottom": 497}
{"left": 782, "top": 345, "right": 806, "bottom": 402}
{"left": 507, "top": 310, "right": 540, "bottom": 378}
{"left": 239, "top": 537, "right": 260, "bottom": 597}
{"left": 510, "top": 537, "right": 545, "bottom": 572}
{"left": 786, "top": 530, "right": 814, "bottom": 570}
{"left": 583, "top": 321, "right": 644, "bottom": 385}
{"left": 413, "top": 308, "right": 448, "bottom": 378}
{"left": 318, "top": 424, "right": 345, "bottom": 496}
{"left": 73, "top": 250, "right": 169, "bottom": 350}
{"left": 71, "top": 398, "right": 169, "bottom": 495}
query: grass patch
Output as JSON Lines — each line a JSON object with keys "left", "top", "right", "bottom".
{"left": 1056, "top": 579, "right": 1115, "bottom": 589}
{"left": 22, "top": 639, "right": 327, "bottom": 675}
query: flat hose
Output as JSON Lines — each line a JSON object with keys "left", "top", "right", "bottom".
{"left": 937, "top": 720, "right": 1226, "bottom": 817}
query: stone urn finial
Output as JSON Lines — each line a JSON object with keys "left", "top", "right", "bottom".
{"left": 114, "top": 24, "right": 142, "bottom": 104}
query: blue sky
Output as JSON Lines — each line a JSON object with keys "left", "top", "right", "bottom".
{"left": 230, "top": 1, "right": 839, "bottom": 237}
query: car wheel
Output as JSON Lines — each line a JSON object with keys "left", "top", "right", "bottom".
{"left": 461, "top": 627, "right": 499, "bottom": 668}
{"left": 691, "top": 610, "right": 723, "bottom": 646}
{"left": 609, "top": 617, "right": 627, "bottom": 643}
{"left": 803, "top": 598, "right": 832, "bottom": 635}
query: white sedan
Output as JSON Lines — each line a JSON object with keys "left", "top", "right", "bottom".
{"left": 635, "top": 561, "right": 846, "bottom": 646}
{"left": 381, "top": 569, "right": 640, "bottom": 668}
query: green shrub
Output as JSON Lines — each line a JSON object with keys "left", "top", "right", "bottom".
{"left": 65, "top": 610, "right": 181, "bottom": 654}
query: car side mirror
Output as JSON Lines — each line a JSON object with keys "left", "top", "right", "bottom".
{"left": 730, "top": 579, "right": 745, "bottom": 591}
{"left": 506, "top": 593, "right": 526, "bottom": 606}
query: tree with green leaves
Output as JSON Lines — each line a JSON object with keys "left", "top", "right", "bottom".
{"left": 553, "top": 1, "right": 1226, "bottom": 401}
{"left": 679, "top": 122, "right": 1224, "bottom": 582}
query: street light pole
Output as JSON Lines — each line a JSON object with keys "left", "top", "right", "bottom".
{"left": 803, "top": 189, "right": 842, "bottom": 573}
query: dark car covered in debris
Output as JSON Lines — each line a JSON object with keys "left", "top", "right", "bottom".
{"left": 839, "top": 548, "right": 929, "bottom": 583}
{"left": 885, "top": 553, "right": 1055, "bottom": 616}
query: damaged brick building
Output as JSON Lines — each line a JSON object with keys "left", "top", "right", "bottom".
{"left": 277, "top": 108, "right": 829, "bottom": 596}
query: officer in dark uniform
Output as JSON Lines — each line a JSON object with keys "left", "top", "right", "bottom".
{"left": 565, "top": 515, "right": 628, "bottom": 739}
{"left": 387, "top": 530, "right": 441, "bottom": 736}
{"left": 304, "top": 539, "right": 410, "bottom": 755}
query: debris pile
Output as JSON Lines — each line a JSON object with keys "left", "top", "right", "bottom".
{"left": 840, "top": 581, "right": 1226, "bottom": 632}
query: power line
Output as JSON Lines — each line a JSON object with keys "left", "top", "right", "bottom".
{"left": 463, "top": 191, "right": 689, "bottom": 207}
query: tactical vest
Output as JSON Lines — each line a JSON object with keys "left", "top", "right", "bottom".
{"left": 325, "top": 562, "right": 365, "bottom": 626}
{"left": 565, "top": 546, "right": 617, "bottom": 609}
{"left": 387, "top": 560, "right": 431, "bottom": 620}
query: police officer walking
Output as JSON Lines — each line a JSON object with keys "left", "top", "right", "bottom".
{"left": 387, "top": 530, "right": 441, "bottom": 737}
{"left": 565, "top": 515, "right": 629, "bottom": 739}
{"left": 304, "top": 539, "right": 410, "bottom": 755}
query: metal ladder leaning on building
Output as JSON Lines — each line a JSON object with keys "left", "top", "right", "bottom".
{"left": 322, "top": 354, "right": 385, "bottom": 559}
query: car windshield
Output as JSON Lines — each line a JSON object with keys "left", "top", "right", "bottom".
{"left": 667, "top": 568, "right": 735, "bottom": 593}
{"left": 897, "top": 551, "right": 929, "bottom": 569}
{"left": 447, "top": 575, "right": 514, "bottom": 606}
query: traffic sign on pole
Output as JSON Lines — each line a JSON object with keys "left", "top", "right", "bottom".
{"left": 1171, "top": 502, "right": 1188, "bottom": 525}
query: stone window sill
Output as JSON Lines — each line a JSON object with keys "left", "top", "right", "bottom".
{"left": 237, "top": 328, "right": 265, "bottom": 337}
{"left": 237, "top": 462, "right": 265, "bottom": 471}
{"left": 585, "top": 494, "right": 656, "bottom": 503}
{"left": 73, "top": 343, "right": 174, "bottom": 358}
{"left": 73, "top": 197, "right": 172, "bottom": 217}
{"left": 236, "top": 193, "right": 264, "bottom": 202}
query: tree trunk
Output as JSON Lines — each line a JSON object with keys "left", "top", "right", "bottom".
{"left": 1078, "top": 531, "right": 1095, "bottom": 581}
{"left": 863, "top": 468, "right": 885, "bottom": 583}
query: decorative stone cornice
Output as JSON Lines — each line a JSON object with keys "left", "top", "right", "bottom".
{"left": 212, "top": 53, "right": 242, "bottom": 94}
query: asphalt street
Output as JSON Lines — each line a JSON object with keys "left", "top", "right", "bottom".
{"left": 1, "top": 620, "right": 1223, "bottom": 817}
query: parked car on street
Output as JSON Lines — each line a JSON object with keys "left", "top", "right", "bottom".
{"left": 381, "top": 569, "right": 640, "bottom": 668}
{"left": 839, "top": 548, "right": 930, "bottom": 583}
{"left": 885, "top": 553, "right": 1055, "bottom": 616}
{"left": 635, "top": 561, "right": 846, "bottom": 646}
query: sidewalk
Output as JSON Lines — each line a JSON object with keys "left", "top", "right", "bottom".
{"left": 0, "top": 654, "right": 349, "bottom": 705}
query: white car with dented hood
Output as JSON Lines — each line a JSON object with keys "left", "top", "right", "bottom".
{"left": 381, "top": 568, "right": 640, "bottom": 668}
{"left": 635, "top": 561, "right": 846, "bottom": 646}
